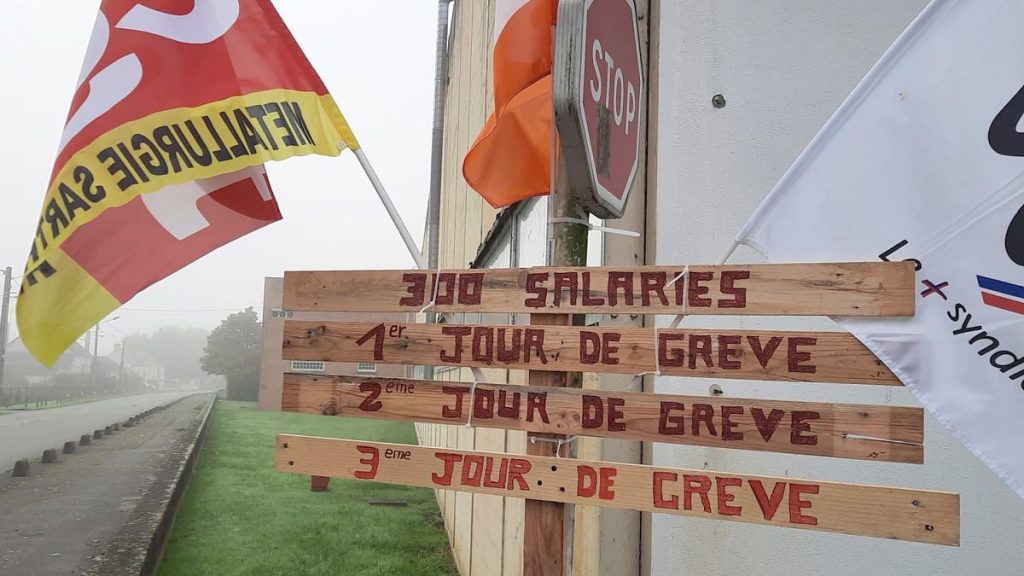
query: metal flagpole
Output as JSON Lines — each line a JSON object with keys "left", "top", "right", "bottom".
{"left": 718, "top": 238, "right": 742, "bottom": 264}
{"left": 351, "top": 146, "right": 487, "bottom": 387}
{"left": 353, "top": 148, "right": 429, "bottom": 270}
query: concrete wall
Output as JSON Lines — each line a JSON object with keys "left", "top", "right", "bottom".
{"left": 257, "top": 277, "right": 407, "bottom": 411}
{"left": 259, "top": 277, "right": 289, "bottom": 410}
{"left": 649, "top": 1, "right": 1024, "bottom": 574}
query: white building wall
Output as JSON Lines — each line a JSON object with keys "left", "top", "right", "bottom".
{"left": 652, "top": 1, "right": 1024, "bottom": 574}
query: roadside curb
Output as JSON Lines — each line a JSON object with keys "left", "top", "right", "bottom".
{"left": 94, "top": 392, "right": 218, "bottom": 576}
{"left": 4, "top": 393, "right": 198, "bottom": 476}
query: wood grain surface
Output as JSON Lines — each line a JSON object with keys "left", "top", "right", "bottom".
{"left": 275, "top": 435, "right": 959, "bottom": 545}
{"left": 282, "top": 374, "right": 923, "bottom": 463}
{"left": 282, "top": 322, "right": 901, "bottom": 385}
{"left": 282, "top": 262, "right": 914, "bottom": 316}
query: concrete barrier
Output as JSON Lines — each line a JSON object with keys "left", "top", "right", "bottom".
{"left": 3, "top": 394, "right": 199, "bottom": 484}
{"left": 95, "top": 392, "right": 218, "bottom": 576}
{"left": 12, "top": 459, "right": 29, "bottom": 477}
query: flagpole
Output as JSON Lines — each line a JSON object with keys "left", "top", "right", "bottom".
{"left": 718, "top": 238, "right": 742, "bottom": 265}
{"left": 352, "top": 146, "right": 487, "bottom": 389}
{"left": 353, "top": 147, "right": 429, "bottom": 270}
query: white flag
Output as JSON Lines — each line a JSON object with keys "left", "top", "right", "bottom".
{"left": 737, "top": 0, "right": 1024, "bottom": 498}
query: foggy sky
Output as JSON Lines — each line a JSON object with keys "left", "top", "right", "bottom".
{"left": 2, "top": 1, "right": 440, "bottom": 354}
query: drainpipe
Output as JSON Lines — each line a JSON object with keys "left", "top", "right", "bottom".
{"left": 424, "top": 0, "right": 453, "bottom": 381}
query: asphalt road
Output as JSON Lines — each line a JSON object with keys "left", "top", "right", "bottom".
{"left": 0, "top": 393, "right": 214, "bottom": 575}
{"left": 0, "top": 391, "right": 198, "bottom": 470}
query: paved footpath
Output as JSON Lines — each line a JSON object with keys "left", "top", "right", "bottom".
{"left": 0, "top": 391, "right": 196, "bottom": 470}
{"left": 0, "top": 392, "right": 214, "bottom": 576}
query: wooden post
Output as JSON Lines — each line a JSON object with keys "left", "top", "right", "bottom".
{"left": 524, "top": 144, "right": 589, "bottom": 574}
{"left": 524, "top": 312, "right": 571, "bottom": 575}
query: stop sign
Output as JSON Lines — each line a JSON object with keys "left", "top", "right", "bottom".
{"left": 555, "top": 0, "right": 644, "bottom": 218}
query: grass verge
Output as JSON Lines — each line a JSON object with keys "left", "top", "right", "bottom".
{"left": 158, "top": 401, "right": 456, "bottom": 576}
{"left": 0, "top": 393, "right": 125, "bottom": 412}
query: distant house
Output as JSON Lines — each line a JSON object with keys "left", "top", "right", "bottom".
{"left": 3, "top": 337, "right": 94, "bottom": 386}
{"left": 105, "top": 344, "right": 165, "bottom": 389}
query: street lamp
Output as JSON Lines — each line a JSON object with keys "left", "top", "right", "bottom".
{"left": 117, "top": 336, "right": 128, "bottom": 392}
{"left": 91, "top": 315, "right": 120, "bottom": 391}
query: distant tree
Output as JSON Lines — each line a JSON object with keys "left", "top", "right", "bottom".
{"left": 201, "top": 308, "right": 262, "bottom": 400}
{"left": 148, "top": 327, "right": 209, "bottom": 381}
{"left": 119, "top": 327, "right": 209, "bottom": 387}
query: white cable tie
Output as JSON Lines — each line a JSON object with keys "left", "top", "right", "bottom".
{"left": 529, "top": 435, "right": 577, "bottom": 446}
{"left": 636, "top": 266, "right": 689, "bottom": 384}
{"left": 632, "top": 369, "right": 660, "bottom": 390}
{"left": 464, "top": 378, "right": 479, "bottom": 428}
{"left": 420, "top": 269, "right": 445, "bottom": 314}
{"left": 528, "top": 435, "right": 577, "bottom": 458}
{"left": 667, "top": 265, "right": 690, "bottom": 329}
{"left": 559, "top": 436, "right": 578, "bottom": 458}
{"left": 548, "top": 217, "right": 640, "bottom": 238}
{"left": 664, "top": 265, "right": 690, "bottom": 289}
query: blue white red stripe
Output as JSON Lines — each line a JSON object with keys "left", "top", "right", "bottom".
{"left": 977, "top": 275, "right": 1024, "bottom": 315}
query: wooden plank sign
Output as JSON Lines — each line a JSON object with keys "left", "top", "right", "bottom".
{"left": 283, "top": 262, "right": 914, "bottom": 316}
{"left": 282, "top": 374, "right": 925, "bottom": 463}
{"left": 275, "top": 435, "right": 959, "bottom": 545}
{"left": 282, "top": 322, "right": 901, "bottom": 385}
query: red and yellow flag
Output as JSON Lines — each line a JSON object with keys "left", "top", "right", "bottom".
{"left": 19, "top": 0, "right": 359, "bottom": 366}
{"left": 463, "top": 0, "right": 556, "bottom": 208}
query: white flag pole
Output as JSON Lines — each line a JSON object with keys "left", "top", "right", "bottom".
{"left": 352, "top": 146, "right": 488, "bottom": 386}
{"left": 353, "top": 147, "right": 429, "bottom": 270}
{"left": 718, "top": 238, "right": 742, "bottom": 265}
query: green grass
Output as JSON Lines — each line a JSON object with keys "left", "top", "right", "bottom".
{"left": 158, "top": 401, "right": 456, "bottom": 576}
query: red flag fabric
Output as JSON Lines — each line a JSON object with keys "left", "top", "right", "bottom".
{"left": 19, "top": 0, "right": 359, "bottom": 365}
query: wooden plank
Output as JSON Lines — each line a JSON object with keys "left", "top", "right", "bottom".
{"left": 504, "top": 368, "right": 527, "bottom": 576}
{"left": 275, "top": 436, "right": 959, "bottom": 545}
{"left": 282, "top": 322, "right": 900, "bottom": 385}
{"left": 282, "top": 262, "right": 914, "bottom": 316}
{"left": 281, "top": 374, "right": 924, "bottom": 463}
{"left": 472, "top": 425, "right": 506, "bottom": 576}
{"left": 523, "top": 314, "right": 571, "bottom": 576}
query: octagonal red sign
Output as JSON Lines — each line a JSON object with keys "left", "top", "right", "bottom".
{"left": 577, "top": 0, "right": 643, "bottom": 218}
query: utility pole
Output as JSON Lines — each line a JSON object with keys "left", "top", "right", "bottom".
{"left": 92, "top": 323, "right": 100, "bottom": 390}
{"left": 117, "top": 338, "right": 126, "bottom": 392}
{"left": 0, "top": 266, "right": 12, "bottom": 392}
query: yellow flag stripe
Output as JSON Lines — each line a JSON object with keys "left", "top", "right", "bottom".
{"left": 20, "top": 88, "right": 358, "bottom": 366}
{"left": 322, "top": 94, "right": 360, "bottom": 150}
{"left": 28, "top": 89, "right": 352, "bottom": 274}
{"left": 17, "top": 249, "right": 121, "bottom": 367}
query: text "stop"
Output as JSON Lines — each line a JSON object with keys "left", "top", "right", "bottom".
{"left": 589, "top": 39, "right": 638, "bottom": 136}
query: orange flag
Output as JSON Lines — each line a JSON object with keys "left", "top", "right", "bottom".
{"left": 463, "top": 0, "right": 556, "bottom": 208}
